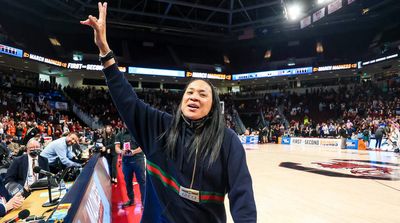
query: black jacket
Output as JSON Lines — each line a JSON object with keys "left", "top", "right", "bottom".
{"left": 5, "top": 154, "right": 50, "bottom": 187}
{"left": 104, "top": 64, "right": 256, "bottom": 223}
{"left": 0, "top": 176, "right": 11, "bottom": 217}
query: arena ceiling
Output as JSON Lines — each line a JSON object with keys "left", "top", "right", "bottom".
{"left": 2, "top": 0, "right": 399, "bottom": 41}
{"left": 1, "top": 0, "right": 400, "bottom": 85}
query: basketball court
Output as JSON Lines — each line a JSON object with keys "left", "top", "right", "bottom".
{"left": 225, "top": 144, "right": 400, "bottom": 223}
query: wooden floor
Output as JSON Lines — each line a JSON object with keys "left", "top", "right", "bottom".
{"left": 225, "top": 144, "right": 400, "bottom": 223}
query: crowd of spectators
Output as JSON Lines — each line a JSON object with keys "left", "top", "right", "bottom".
{"left": 3, "top": 70, "right": 400, "bottom": 151}
{"left": 64, "top": 86, "right": 238, "bottom": 131}
{"left": 0, "top": 81, "right": 86, "bottom": 164}
{"left": 229, "top": 78, "right": 400, "bottom": 147}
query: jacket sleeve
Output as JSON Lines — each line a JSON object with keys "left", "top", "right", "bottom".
{"left": 58, "top": 147, "right": 80, "bottom": 167}
{"left": 105, "top": 136, "right": 115, "bottom": 150}
{"left": 41, "top": 156, "right": 50, "bottom": 172}
{"left": 0, "top": 176, "right": 10, "bottom": 217}
{"left": 4, "top": 158, "right": 20, "bottom": 186}
{"left": 226, "top": 132, "right": 257, "bottom": 223}
{"left": 103, "top": 64, "right": 172, "bottom": 155}
{"left": 0, "top": 203, "right": 6, "bottom": 217}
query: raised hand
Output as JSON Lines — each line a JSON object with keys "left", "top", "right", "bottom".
{"left": 80, "top": 2, "right": 110, "bottom": 55}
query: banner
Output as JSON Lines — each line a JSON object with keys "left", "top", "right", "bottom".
{"left": 186, "top": 72, "right": 231, "bottom": 80}
{"left": 300, "top": 16, "right": 311, "bottom": 29}
{"left": 328, "top": 0, "right": 342, "bottom": 14}
{"left": 346, "top": 139, "right": 358, "bottom": 150}
{"left": 239, "top": 135, "right": 259, "bottom": 144}
{"left": 55, "top": 101, "right": 69, "bottom": 110}
{"left": 313, "top": 63, "right": 358, "bottom": 72}
{"left": 24, "top": 52, "right": 67, "bottom": 68}
{"left": 233, "top": 67, "right": 312, "bottom": 80}
{"left": 71, "top": 158, "right": 111, "bottom": 223}
{"left": 290, "top": 137, "right": 342, "bottom": 149}
{"left": 362, "top": 54, "right": 398, "bottom": 66}
{"left": 313, "top": 7, "right": 325, "bottom": 22}
{"left": 281, "top": 137, "right": 291, "bottom": 145}
{"left": 128, "top": 67, "right": 185, "bottom": 77}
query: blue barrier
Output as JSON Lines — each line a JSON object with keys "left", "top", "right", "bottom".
{"left": 239, "top": 135, "right": 259, "bottom": 144}
{"left": 346, "top": 139, "right": 359, "bottom": 150}
{"left": 281, "top": 137, "right": 291, "bottom": 145}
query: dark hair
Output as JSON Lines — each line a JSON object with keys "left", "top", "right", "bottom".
{"left": 161, "top": 79, "right": 225, "bottom": 168}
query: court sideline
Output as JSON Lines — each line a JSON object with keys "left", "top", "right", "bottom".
{"left": 225, "top": 144, "right": 400, "bottom": 223}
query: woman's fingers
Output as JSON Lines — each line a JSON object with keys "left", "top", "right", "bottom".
{"left": 98, "top": 2, "right": 107, "bottom": 22}
{"left": 80, "top": 19, "right": 91, "bottom": 26}
{"left": 88, "top": 15, "right": 99, "bottom": 26}
{"left": 80, "top": 2, "right": 110, "bottom": 54}
{"left": 80, "top": 15, "right": 100, "bottom": 30}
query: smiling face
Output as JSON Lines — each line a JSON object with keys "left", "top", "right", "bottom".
{"left": 180, "top": 80, "right": 213, "bottom": 121}
{"left": 66, "top": 133, "right": 79, "bottom": 146}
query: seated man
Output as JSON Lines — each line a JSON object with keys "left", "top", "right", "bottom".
{"left": 0, "top": 176, "right": 24, "bottom": 217}
{"left": 40, "top": 132, "right": 81, "bottom": 174}
{"left": 5, "top": 139, "right": 49, "bottom": 190}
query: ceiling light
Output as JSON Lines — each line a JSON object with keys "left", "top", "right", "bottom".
{"left": 317, "top": 0, "right": 333, "bottom": 5}
{"left": 287, "top": 4, "right": 302, "bottom": 20}
{"left": 264, "top": 50, "right": 272, "bottom": 59}
{"left": 49, "top": 37, "right": 61, "bottom": 46}
{"left": 223, "top": 55, "right": 230, "bottom": 64}
{"left": 316, "top": 42, "right": 324, "bottom": 53}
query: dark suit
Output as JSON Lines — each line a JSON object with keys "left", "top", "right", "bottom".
{"left": 0, "top": 176, "right": 11, "bottom": 217}
{"left": 4, "top": 154, "right": 50, "bottom": 187}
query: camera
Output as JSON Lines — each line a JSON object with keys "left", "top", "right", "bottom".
{"left": 92, "top": 142, "right": 103, "bottom": 153}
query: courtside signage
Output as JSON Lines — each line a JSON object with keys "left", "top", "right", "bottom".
{"left": 290, "top": 137, "right": 341, "bottom": 149}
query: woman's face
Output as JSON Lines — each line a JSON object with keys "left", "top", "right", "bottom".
{"left": 181, "top": 80, "right": 213, "bottom": 120}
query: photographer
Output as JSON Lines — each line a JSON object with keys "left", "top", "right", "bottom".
{"left": 115, "top": 127, "right": 145, "bottom": 208}
{"left": 100, "top": 125, "right": 118, "bottom": 184}
{"left": 40, "top": 132, "right": 81, "bottom": 173}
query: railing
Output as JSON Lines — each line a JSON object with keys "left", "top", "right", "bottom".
{"left": 232, "top": 109, "right": 246, "bottom": 134}
{"left": 277, "top": 105, "right": 289, "bottom": 129}
{"left": 72, "top": 104, "right": 103, "bottom": 129}
{"left": 62, "top": 91, "right": 103, "bottom": 130}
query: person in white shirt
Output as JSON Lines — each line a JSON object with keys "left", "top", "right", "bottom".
{"left": 40, "top": 133, "right": 81, "bottom": 173}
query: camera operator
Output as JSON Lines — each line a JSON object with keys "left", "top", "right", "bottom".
{"left": 40, "top": 132, "right": 82, "bottom": 174}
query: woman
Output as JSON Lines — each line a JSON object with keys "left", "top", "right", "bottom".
{"left": 81, "top": 3, "right": 256, "bottom": 222}
{"left": 101, "top": 125, "right": 118, "bottom": 184}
